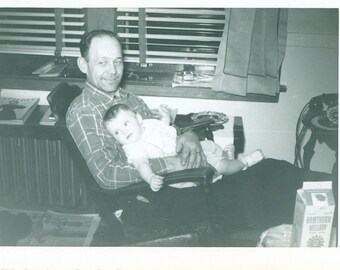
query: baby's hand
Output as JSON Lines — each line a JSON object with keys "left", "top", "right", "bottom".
{"left": 158, "top": 104, "right": 171, "bottom": 117}
{"left": 158, "top": 104, "right": 178, "bottom": 125}
{"left": 149, "top": 174, "right": 164, "bottom": 192}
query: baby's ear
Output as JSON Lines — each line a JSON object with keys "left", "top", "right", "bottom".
{"left": 136, "top": 113, "right": 143, "bottom": 124}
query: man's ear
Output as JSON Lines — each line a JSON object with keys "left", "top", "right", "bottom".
{"left": 77, "top": 57, "right": 88, "bottom": 74}
{"left": 136, "top": 113, "right": 143, "bottom": 124}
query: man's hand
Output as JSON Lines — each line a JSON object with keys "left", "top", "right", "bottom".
{"left": 176, "top": 131, "right": 207, "bottom": 168}
{"left": 148, "top": 174, "right": 164, "bottom": 192}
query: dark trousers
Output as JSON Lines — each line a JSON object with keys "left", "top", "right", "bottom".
{"left": 121, "top": 159, "right": 333, "bottom": 231}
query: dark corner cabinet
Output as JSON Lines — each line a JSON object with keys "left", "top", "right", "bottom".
{"left": 0, "top": 105, "right": 93, "bottom": 212}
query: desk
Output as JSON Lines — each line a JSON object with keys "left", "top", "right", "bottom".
{"left": 0, "top": 105, "right": 244, "bottom": 212}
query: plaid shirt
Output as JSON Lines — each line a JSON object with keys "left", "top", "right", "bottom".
{"left": 66, "top": 82, "right": 168, "bottom": 190}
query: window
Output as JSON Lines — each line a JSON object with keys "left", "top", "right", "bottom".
{"left": 0, "top": 7, "right": 224, "bottom": 67}
{"left": 116, "top": 8, "right": 225, "bottom": 67}
{"left": 0, "top": 8, "right": 85, "bottom": 57}
{"left": 0, "top": 7, "right": 280, "bottom": 101}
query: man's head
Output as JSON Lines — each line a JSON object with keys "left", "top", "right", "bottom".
{"left": 103, "top": 104, "right": 144, "bottom": 145}
{"left": 78, "top": 30, "right": 124, "bottom": 93}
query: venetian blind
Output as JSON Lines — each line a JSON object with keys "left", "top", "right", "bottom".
{"left": 0, "top": 8, "right": 85, "bottom": 57}
{"left": 116, "top": 8, "right": 225, "bottom": 66}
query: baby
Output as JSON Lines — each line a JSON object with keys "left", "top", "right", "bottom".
{"left": 103, "top": 104, "right": 264, "bottom": 192}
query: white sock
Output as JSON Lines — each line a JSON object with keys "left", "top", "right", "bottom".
{"left": 224, "top": 144, "right": 235, "bottom": 160}
{"left": 238, "top": 149, "right": 264, "bottom": 169}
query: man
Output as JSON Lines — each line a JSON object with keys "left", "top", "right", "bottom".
{"left": 67, "top": 29, "right": 206, "bottom": 191}
{"left": 67, "top": 29, "right": 332, "bottom": 230}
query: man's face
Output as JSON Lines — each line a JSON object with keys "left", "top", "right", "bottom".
{"left": 105, "top": 110, "right": 144, "bottom": 146}
{"left": 82, "top": 36, "right": 124, "bottom": 93}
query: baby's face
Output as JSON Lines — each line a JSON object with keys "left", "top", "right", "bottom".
{"left": 105, "top": 109, "right": 143, "bottom": 145}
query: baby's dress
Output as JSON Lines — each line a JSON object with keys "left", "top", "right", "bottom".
{"left": 123, "top": 119, "right": 197, "bottom": 188}
{"left": 123, "top": 119, "right": 177, "bottom": 161}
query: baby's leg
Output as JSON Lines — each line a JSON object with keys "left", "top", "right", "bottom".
{"left": 238, "top": 150, "right": 264, "bottom": 169}
{"left": 215, "top": 158, "right": 247, "bottom": 175}
{"left": 224, "top": 144, "right": 235, "bottom": 160}
{"left": 216, "top": 149, "right": 265, "bottom": 175}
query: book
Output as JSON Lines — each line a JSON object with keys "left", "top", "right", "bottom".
{"left": 0, "top": 96, "right": 39, "bottom": 125}
{"left": 32, "top": 59, "right": 56, "bottom": 75}
{"left": 38, "top": 62, "right": 68, "bottom": 77}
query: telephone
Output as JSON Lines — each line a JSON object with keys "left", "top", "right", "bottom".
{"left": 303, "top": 93, "right": 338, "bottom": 130}
{"left": 174, "top": 111, "right": 228, "bottom": 141}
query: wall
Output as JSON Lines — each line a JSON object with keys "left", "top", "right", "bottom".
{"left": 141, "top": 8, "right": 338, "bottom": 174}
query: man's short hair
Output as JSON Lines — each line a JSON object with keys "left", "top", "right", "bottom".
{"left": 79, "top": 29, "right": 122, "bottom": 60}
{"left": 103, "top": 104, "right": 133, "bottom": 123}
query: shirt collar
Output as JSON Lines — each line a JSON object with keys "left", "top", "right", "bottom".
{"left": 84, "top": 81, "right": 128, "bottom": 103}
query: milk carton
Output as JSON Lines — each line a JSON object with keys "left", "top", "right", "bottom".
{"left": 290, "top": 181, "right": 335, "bottom": 247}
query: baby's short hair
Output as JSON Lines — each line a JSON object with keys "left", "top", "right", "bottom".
{"left": 103, "top": 103, "right": 133, "bottom": 123}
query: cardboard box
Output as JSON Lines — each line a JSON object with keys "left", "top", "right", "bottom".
{"left": 290, "top": 181, "right": 335, "bottom": 247}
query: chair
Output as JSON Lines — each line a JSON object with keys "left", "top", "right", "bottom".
{"left": 48, "top": 82, "right": 220, "bottom": 246}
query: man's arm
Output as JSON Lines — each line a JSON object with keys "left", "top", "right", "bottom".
{"left": 67, "top": 107, "right": 137, "bottom": 189}
{"left": 147, "top": 131, "right": 208, "bottom": 173}
{"left": 151, "top": 105, "right": 207, "bottom": 170}
{"left": 128, "top": 94, "right": 206, "bottom": 170}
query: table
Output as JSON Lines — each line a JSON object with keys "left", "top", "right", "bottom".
{"left": 174, "top": 113, "right": 244, "bottom": 157}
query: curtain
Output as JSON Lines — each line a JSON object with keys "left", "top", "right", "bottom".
{"left": 211, "top": 8, "right": 288, "bottom": 96}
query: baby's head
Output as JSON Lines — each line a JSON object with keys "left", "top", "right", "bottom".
{"left": 103, "top": 104, "right": 143, "bottom": 145}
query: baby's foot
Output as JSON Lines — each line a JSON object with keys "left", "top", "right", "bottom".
{"left": 238, "top": 149, "right": 264, "bottom": 168}
{"left": 224, "top": 144, "right": 235, "bottom": 160}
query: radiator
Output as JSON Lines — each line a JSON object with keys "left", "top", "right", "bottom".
{"left": 0, "top": 136, "right": 91, "bottom": 211}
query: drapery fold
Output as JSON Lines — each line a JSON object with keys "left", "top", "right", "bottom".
{"left": 212, "top": 8, "right": 288, "bottom": 96}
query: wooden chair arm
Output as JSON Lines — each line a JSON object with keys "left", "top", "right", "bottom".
{"left": 95, "top": 167, "right": 216, "bottom": 196}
